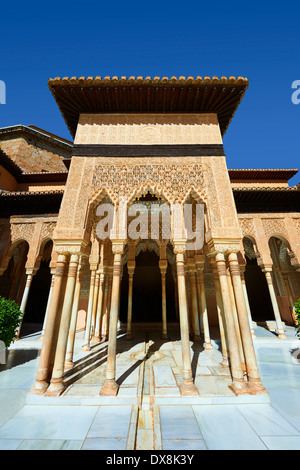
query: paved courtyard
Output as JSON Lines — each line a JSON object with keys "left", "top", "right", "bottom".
{"left": 0, "top": 323, "right": 300, "bottom": 450}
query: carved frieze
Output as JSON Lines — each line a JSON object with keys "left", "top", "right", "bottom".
{"left": 92, "top": 162, "right": 206, "bottom": 205}
{"left": 10, "top": 223, "right": 34, "bottom": 244}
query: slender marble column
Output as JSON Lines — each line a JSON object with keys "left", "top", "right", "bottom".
{"left": 227, "top": 268, "right": 246, "bottom": 371}
{"left": 40, "top": 271, "right": 55, "bottom": 340}
{"left": 174, "top": 242, "right": 198, "bottom": 396}
{"left": 228, "top": 253, "right": 266, "bottom": 391}
{"left": 20, "top": 271, "right": 34, "bottom": 313}
{"left": 185, "top": 269, "right": 193, "bottom": 336}
{"left": 195, "top": 255, "right": 212, "bottom": 349}
{"left": 16, "top": 270, "right": 35, "bottom": 338}
{"left": 93, "top": 271, "right": 105, "bottom": 343}
{"left": 159, "top": 259, "right": 168, "bottom": 339}
{"left": 171, "top": 265, "right": 180, "bottom": 321}
{"left": 283, "top": 273, "right": 296, "bottom": 323}
{"left": 31, "top": 254, "right": 68, "bottom": 394}
{"left": 65, "top": 260, "right": 84, "bottom": 369}
{"left": 212, "top": 267, "right": 229, "bottom": 366}
{"left": 264, "top": 269, "right": 287, "bottom": 339}
{"left": 82, "top": 268, "right": 97, "bottom": 351}
{"left": 45, "top": 254, "right": 79, "bottom": 395}
{"left": 101, "top": 273, "right": 110, "bottom": 341}
{"left": 195, "top": 264, "right": 212, "bottom": 350}
{"left": 126, "top": 261, "right": 135, "bottom": 340}
{"left": 92, "top": 273, "right": 100, "bottom": 334}
{"left": 188, "top": 265, "right": 201, "bottom": 341}
{"left": 215, "top": 252, "right": 246, "bottom": 391}
{"left": 240, "top": 268, "right": 256, "bottom": 338}
{"left": 100, "top": 241, "right": 125, "bottom": 396}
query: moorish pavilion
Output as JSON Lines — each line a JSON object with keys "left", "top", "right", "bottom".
{"left": 0, "top": 76, "right": 299, "bottom": 399}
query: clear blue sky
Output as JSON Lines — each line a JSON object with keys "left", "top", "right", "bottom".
{"left": 0, "top": 1, "right": 299, "bottom": 184}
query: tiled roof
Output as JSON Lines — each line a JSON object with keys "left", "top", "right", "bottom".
{"left": 228, "top": 169, "right": 298, "bottom": 181}
{"left": 0, "top": 189, "right": 64, "bottom": 197}
{"left": 0, "top": 148, "right": 22, "bottom": 177}
{"left": 48, "top": 75, "right": 249, "bottom": 138}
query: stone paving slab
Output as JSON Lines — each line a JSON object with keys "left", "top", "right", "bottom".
{"left": 0, "top": 325, "right": 299, "bottom": 450}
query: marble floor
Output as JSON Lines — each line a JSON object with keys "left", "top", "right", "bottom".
{"left": 0, "top": 322, "right": 300, "bottom": 450}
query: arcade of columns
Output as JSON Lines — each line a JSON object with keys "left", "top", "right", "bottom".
{"left": 29, "top": 148, "right": 270, "bottom": 398}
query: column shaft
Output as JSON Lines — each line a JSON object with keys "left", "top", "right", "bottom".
{"left": 82, "top": 269, "right": 96, "bottom": 350}
{"left": 100, "top": 243, "right": 124, "bottom": 396}
{"left": 65, "top": 261, "right": 83, "bottom": 368}
{"left": 196, "top": 271, "right": 212, "bottom": 349}
{"left": 93, "top": 273, "right": 105, "bottom": 342}
{"left": 212, "top": 273, "right": 229, "bottom": 365}
{"left": 215, "top": 253, "right": 245, "bottom": 391}
{"left": 228, "top": 253, "right": 265, "bottom": 391}
{"left": 174, "top": 244, "right": 198, "bottom": 396}
{"left": 45, "top": 254, "right": 79, "bottom": 395}
{"left": 40, "top": 272, "right": 55, "bottom": 340}
{"left": 31, "top": 254, "right": 67, "bottom": 394}
{"left": 189, "top": 269, "right": 201, "bottom": 341}
{"left": 264, "top": 270, "right": 286, "bottom": 339}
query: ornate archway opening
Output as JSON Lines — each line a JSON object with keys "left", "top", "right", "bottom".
{"left": 243, "top": 236, "right": 274, "bottom": 323}
{"left": 20, "top": 239, "right": 53, "bottom": 337}
{"left": 268, "top": 236, "right": 300, "bottom": 325}
{"left": 0, "top": 240, "right": 29, "bottom": 305}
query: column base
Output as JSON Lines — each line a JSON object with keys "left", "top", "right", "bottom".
{"left": 126, "top": 334, "right": 133, "bottom": 340}
{"left": 101, "top": 335, "right": 108, "bottom": 342}
{"left": 278, "top": 333, "right": 287, "bottom": 340}
{"left": 91, "top": 335, "right": 101, "bottom": 344}
{"left": 161, "top": 334, "right": 169, "bottom": 340}
{"left": 100, "top": 379, "right": 119, "bottom": 396}
{"left": 247, "top": 378, "right": 269, "bottom": 395}
{"left": 44, "top": 381, "right": 66, "bottom": 397}
{"left": 220, "top": 357, "right": 229, "bottom": 367}
{"left": 179, "top": 381, "right": 199, "bottom": 396}
{"left": 82, "top": 344, "right": 91, "bottom": 351}
{"left": 30, "top": 380, "right": 49, "bottom": 395}
{"left": 64, "top": 360, "right": 74, "bottom": 370}
{"left": 203, "top": 342, "right": 213, "bottom": 350}
{"left": 228, "top": 379, "right": 248, "bottom": 395}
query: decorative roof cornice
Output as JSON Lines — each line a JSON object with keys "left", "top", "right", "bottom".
{"left": 0, "top": 124, "right": 73, "bottom": 155}
{"left": 0, "top": 148, "right": 22, "bottom": 178}
{"left": 48, "top": 75, "right": 249, "bottom": 138}
{"left": 228, "top": 168, "right": 298, "bottom": 181}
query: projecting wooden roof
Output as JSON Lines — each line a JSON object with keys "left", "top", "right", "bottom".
{"left": 233, "top": 185, "right": 300, "bottom": 213}
{"left": 228, "top": 169, "right": 298, "bottom": 182}
{"left": 48, "top": 75, "right": 249, "bottom": 138}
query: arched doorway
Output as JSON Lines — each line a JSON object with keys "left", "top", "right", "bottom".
{"left": 119, "top": 244, "right": 177, "bottom": 333}
{"left": 269, "top": 236, "right": 300, "bottom": 325}
{"left": 19, "top": 240, "right": 53, "bottom": 337}
{"left": 0, "top": 241, "right": 29, "bottom": 305}
{"left": 243, "top": 237, "right": 274, "bottom": 323}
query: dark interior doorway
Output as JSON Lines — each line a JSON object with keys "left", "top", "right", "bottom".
{"left": 119, "top": 249, "right": 176, "bottom": 323}
{"left": 19, "top": 241, "right": 53, "bottom": 337}
{"left": 244, "top": 255, "right": 274, "bottom": 322}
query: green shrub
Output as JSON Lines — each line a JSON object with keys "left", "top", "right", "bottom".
{"left": 0, "top": 296, "right": 23, "bottom": 348}
{"left": 295, "top": 298, "right": 300, "bottom": 338}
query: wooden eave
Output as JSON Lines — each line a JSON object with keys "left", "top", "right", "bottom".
{"left": 48, "top": 75, "right": 249, "bottom": 138}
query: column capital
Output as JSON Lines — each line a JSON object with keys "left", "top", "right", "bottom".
{"left": 206, "top": 239, "right": 241, "bottom": 258}
{"left": 172, "top": 239, "right": 187, "bottom": 255}
{"left": 54, "top": 240, "right": 89, "bottom": 257}
{"left": 111, "top": 240, "right": 126, "bottom": 255}
{"left": 159, "top": 259, "right": 168, "bottom": 273}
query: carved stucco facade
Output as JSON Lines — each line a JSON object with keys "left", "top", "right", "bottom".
{"left": 1, "top": 111, "right": 299, "bottom": 399}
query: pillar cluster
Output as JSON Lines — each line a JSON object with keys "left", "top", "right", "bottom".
{"left": 30, "top": 235, "right": 272, "bottom": 398}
